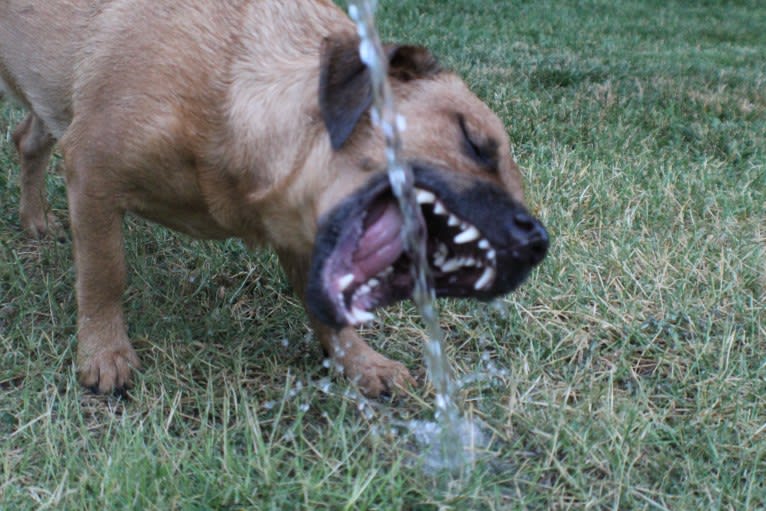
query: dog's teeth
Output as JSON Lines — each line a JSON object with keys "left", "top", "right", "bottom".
{"left": 433, "top": 202, "right": 447, "bottom": 215}
{"left": 479, "top": 239, "right": 491, "bottom": 250}
{"left": 474, "top": 267, "right": 496, "bottom": 290}
{"left": 440, "top": 258, "right": 462, "bottom": 272}
{"left": 415, "top": 189, "right": 436, "bottom": 204}
{"left": 351, "top": 307, "right": 376, "bottom": 323}
{"left": 448, "top": 215, "right": 461, "bottom": 227}
{"left": 454, "top": 225, "right": 480, "bottom": 244}
{"left": 338, "top": 274, "right": 355, "bottom": 291}
{"left": 433, "top": 243, "right": 449, "bottom": 266}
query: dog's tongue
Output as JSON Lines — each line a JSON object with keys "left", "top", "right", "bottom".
{"left": 353, "top": 201, "right": 404, "bottom": 278}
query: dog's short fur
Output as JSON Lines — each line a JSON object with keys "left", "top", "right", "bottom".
{"left": 0, "top": 0, "right": 548, "bottom": 396}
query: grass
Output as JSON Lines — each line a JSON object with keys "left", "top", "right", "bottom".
{"left": 1, "top": 0, "right": 765, "bottom": 508}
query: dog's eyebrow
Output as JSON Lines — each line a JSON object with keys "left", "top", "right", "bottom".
{"left": 458, "top": 114, "right": 499, "bottom": 173}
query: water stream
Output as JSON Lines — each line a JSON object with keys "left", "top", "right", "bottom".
{"left": 348, "top": 0, "right": 488, "bottom": 473}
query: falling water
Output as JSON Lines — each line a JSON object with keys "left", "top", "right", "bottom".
{"left": 348, "top": 0, "right": 486, "bottom": 473}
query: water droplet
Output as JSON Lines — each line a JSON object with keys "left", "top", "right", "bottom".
{"left": 318, "top": 378, "right": 332, "bottom": 394}
{"left": 396, "top": 114, "right": 407, "bottom": 132}
{"left": 359, "top": 40, "right": 376, "bottom": 67}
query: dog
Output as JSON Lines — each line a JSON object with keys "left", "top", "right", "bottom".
{"left": 0, "top": 0, "right": 548, "bottom": 397}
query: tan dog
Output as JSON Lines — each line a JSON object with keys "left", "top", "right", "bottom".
{"left": 0, "top": 0, "right": 548, "bottom": 397}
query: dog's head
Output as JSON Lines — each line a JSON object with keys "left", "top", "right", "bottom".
{"left": 306, "top": 35, "right": 548, "bottom": 327}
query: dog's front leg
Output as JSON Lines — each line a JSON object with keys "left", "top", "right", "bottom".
{"left": 277, "top": 251, "right": 415, "bottom": 397}
{"left": 65, "top": 166, "right": 139, "bottom": 394}
{"left": 311, "top": 321, "right": 416, "bottom": 397}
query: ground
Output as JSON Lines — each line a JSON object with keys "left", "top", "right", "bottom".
{"left": 1, "top": 0, "right": 765, "bottom": 508}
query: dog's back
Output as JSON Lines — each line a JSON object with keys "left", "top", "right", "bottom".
{"left": 0, "top": 0, "right": 99, "bottom": 137}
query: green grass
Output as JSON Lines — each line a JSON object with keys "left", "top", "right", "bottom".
{"left": 2, "top": 0, "right": 765, "bottom": 508}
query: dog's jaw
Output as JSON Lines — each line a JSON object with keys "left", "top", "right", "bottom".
{"left": 306, "top": 166, "right": 549, "bottom": 328}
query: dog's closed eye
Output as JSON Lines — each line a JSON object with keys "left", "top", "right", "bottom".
{"left": 458, "top": 114, "right": 499, "bottom": 174}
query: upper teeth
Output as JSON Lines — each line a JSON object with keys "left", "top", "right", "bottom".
{"left": 338, "top": 273, "right": 355, "bottom": 291}
{"left": 454, "top": 225, "right": 480, "bottom": 244}
{"left": 415, "top": 189, "right": 436, "bottom": 204}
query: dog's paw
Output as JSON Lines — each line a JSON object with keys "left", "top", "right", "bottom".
{"left": 78, "top": 346, "right": 140, "bottom": 395}
{"left": 344, "top": 351, "right": 416, "bottom": 398}
{"left": 20, "top": 210, "right": 65, "bottom": 240}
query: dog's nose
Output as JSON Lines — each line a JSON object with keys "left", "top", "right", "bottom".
{"left": 510, "top": 211, "right": 549, "bottom": 266}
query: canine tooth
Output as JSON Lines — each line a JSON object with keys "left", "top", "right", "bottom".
{"left": 474, "top": 267, "right": 496, "bottom": 290}
{"left": 416, "top": 189, "right": 436, "bottom": 204}
{"left": 448, "top": 215, "right": 461, "bottom": 227}
{"left": 479, "top": 239, "right": 491, "bottom": 250}
{"left": 351, "top": 307, "right": 376, "bottom": 323}
{"left": 440, "top": 258, "right": 462, "bottom": 272}
{"left": 338, "top": 274, "right": 355, "bottom": 291}
{"left": 433, "top": 202, "right": 447, "bottom": 215}
{"left": 454, "top": 225, "right": 480, "bottom": 244}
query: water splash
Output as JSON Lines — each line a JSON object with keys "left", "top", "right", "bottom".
{"left": 348, "top": 0, "right": 487, "bottom": 473}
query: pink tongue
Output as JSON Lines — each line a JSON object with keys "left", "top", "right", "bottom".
{"left": 353, "top": 202, "right": 404, "bottom": 278}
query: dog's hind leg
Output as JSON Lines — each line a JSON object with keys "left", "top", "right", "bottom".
{"left": 63, "top": 151, "right": 140, "bottom": 394}
{"left": 12, "top": 113, "right": 59, "bottom": 237}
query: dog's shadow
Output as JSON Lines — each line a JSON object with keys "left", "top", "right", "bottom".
{"left": 121, "top": 219, "right": 325, "bottom": 386}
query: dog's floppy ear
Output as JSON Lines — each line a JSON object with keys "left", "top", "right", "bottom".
{"left": 386, "top": 44, "right": 441, "bottom": 82}
{"left": 319, "top": 36, "right": 440, "bottom": 150}
{"left": 319, "top": 36, "right": 374, "bottom": 151}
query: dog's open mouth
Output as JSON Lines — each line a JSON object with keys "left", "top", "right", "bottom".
{"left": 333, "top": 190, "right": 503, "bottom": 322}
{"left": 307, "top": 167, "right": 549, "bottom": 327}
